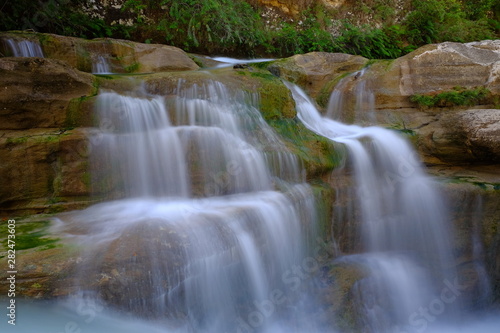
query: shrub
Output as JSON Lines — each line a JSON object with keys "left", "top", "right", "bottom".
{"left": 123, "top": 0, "right": 265, "bottom": 55}
{"left": 0, "top": 0, "right": 120, "bottom": 39}
{"left": 410, "top": 87, "right": 491, "bottom": 108}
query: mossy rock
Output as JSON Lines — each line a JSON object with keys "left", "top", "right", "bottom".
{"left": 316, "top": 260, "right": 367, "bottom": 332}
{"left": 0, "top": 216, "right": 79, "bottom": 298}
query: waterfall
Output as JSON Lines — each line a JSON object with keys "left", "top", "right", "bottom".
{"left": 326, "top": 68, "right": 375, "bottom": 125}
{"left": 92, "top": 55, "right": 112, "bottom": 74}
{"left": 4, "top": 38, "right": 44, "bottom": 57}
{"left": 285, "top": 81, "right": 459, "bottom": 332}
{"left": 51, "top": 81, "right": 324, "bottom": 333}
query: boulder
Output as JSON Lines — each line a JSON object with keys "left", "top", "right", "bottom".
{"left": 0, "top": 128, "right": 94, "bottom": 216}
{"left": 0, "top": 32, "right": 199, "bottom": 73}
{"left": 459, "top": 109, "right": 500, "bottom": 162}
{"left": 268, "top": 52, "right": 368, "bottom": 102}
{"left": 381, "top": 41, "right": 500, "bottom": 100}
{"left": 0, "top": 57, "right": 96, "bottom": 130}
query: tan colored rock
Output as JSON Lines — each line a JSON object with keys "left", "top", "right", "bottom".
{"left": 394, "top": 41, "right": 500, "bottom": 96}
{"left": 0, "top": 129, "right": 94, "bottom": 216}
{"left": 365, "top": 40, "right": 500, "bottom": 113}
{"left": 253, "top": 0, "right": 311, "bottom": 16}
{"left": 459, "top": 109, "right": 500, "bottom": 162}
{"left": 268, "top": 52, "right": 368, "bottom": 100}
{"left": 321, "top": 0, "right": 346, "bottom": 9}
{"left": 388, "top": 108, "right": 500, "bottom": 165}
{"left": 0, "top": 57, "right": 96, "bottom": 130}
{"left": 132, "top": 42, "right": 200, "bottom": 72}
{"left": 1, "top": 32, "right": 199, "bottom": 73}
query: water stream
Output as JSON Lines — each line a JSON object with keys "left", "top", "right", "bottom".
{"left": 285, "top": 81, "right": 497, "bottom": 332}
{"left": 92, "top": 55, "right": 112, "bottom": 74}
{"left": 2, "top": 44, "right": 498, "bottom": 331}
{"left": 46, "top": 81, "right": 324, "bottom": 333}
{"left": 3, "top": 38, "right": 44, "bottom": 57}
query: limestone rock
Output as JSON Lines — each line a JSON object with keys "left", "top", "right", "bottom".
{"left": 268, "top": 52, "right": 368, "bottom": 100}
{"left": 459, "top": 109, "right": 500, "bottom": 162}
{"left": 0, "top": 129, "right": 94, "bottom": 215}
{"left": 133, "top": 42, "right": 200, "bottom": 72}
{"left": 352, "top": 41, "right": 500, "bottom": 114}
{"left": 393, "top": 41, "right": 500, "bottom": 96}
{"left": 0, "top": 57, "right": 96, "bottom": 130}
{"left": 0, "top": 32, "right": 199, "bottom": 73}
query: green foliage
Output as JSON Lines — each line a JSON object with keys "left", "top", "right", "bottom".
{"left": 410, "top": 87, "right": 491, "bottom": 108}
{"left": 333, "top": 23, "right": 412, "bottom": 59}
{"left": 270, "top": 21, "right": 334, "bottom": 56}
{"left": 123, "top": 0, "right": 265, "bottom": 55}
{"left": 0, "top": 0, "right": 498, "bottom": 59}
{"left": 0, "top": 0, "right": 127, "bottom": 39}
{"left": 0, "top": 220, "right": 59, "bottom": 251}
{"left": 404, "top": 0, "right": 497, "bottom": 45}
{"left": 460, "top": 0, "right": 495, "bottom": 20}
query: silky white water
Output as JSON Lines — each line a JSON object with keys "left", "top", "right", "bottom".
{"left": 326, "top": 69, "right": 375, "bottom": 125}
{"left": 4, "top": 64, "right": 496, "bottom": 332}
{"left": 92, "top": 55, "right": 112, "bottom": 74}
{"left": 48, "top": 81, "right": 325, "bottom": 333}
{"left": 4, "top": 38, "right": 44, "bottom": 57}
{"left": 209, "top": 57, "right": 275, "bottom": 68}
{"left": 285, "top": 81, "right": 496, "bottom": 332}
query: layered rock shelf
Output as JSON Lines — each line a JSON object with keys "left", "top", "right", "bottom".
{"left": 0, "top": 31, "right": 498, "bottom": 326}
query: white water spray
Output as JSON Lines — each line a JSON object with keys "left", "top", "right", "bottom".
{"left": 52, "top": 81, "right": 324, "bottom": 333}
{"left": 92, "top": 55, "right": 112, "bottom": 74}
{"left": 4, "top": 38, "right": 44, "bottom": 57}
{"left": 286, "top": 81, "right": 457, "bottom": 331}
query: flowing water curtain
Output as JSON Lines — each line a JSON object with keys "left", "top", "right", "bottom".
{"left": 286, "top": 81, "right": 461, "bottom": 331}
{"left": 326, "top": 68, "right": 376, "bottom": 125}
{"left": 3, "top": 38, "right": 44, "bottom": 57}
{"left": 92, "top": 91, "right": 191, "bottom": 198}
{"left": 53, "top": 80, "right": 323, "bottom": 332}
{"left": 92, "top": 55, "right": 112, "bottom": 74}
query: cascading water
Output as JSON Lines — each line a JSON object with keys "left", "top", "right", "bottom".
{"left": 326, "top": 69, "right": 375, "bottom": 125}
{"left": 49, "top": 81, "right": 326, "bottom": 333}
{"left": 92, "top": 55, "right": 112, "bottom": 74}
{"left": 3, "top": 38, "right": 44, "bottom": 57}
{"left": 285, "top": 81, "right": 461, "bottom": 332}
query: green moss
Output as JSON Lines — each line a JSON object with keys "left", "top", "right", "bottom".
{"left": 245, "top": 72, "right": 297, "bottom": 120}
{"left": 124, "top": 62, "right": 140, "bottom": 73}
{"left": 410, "top": 87, "right": 491, "bottom": 108}
{"left": 82, "top": 171, "right": 91, "bottom": 188}
{"left": 189, "top": 55, "right": 205, "bottom": 68}
{"left": 311, "top": 180, "right": 335, "bottom": 237}
{"left": 443, "top": 177, "right": 500, "bottom": 191}
{"left": 249, "top": 61, "right": 275, "bottom": 70}
{"left": 0, "top": 219, "right": 59, "bottom": 251}
{"left": 250, "top": 71, "right": 276, "bottom": 81}
{"left": 269, "top": 118, "right": 343, "bottom": 178}
{"left": 46, "top": 204, "right": 67, "bottom": 214}
{"left": 66, "top": 95, "right": 96, "bottom": 128}
{"left": 5, "top": 137, "right": 28, "bottom": 145}
{"left": 316, "top": 72, "right": 352, "bottom": 108}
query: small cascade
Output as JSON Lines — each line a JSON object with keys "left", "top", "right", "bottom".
{"left": 209, "top": 56, "right": 275, "bottom": 68}
{"left": 286, "top": 81, "right": 458, "bottom": 332}
{"left": 4, "top": 38, "right": 44, "bottom": 57}
{"left": 326, "top": 68, "right": 375, "bottom": 125}
{"left": 53, "top": 80, "right": 323, "bottom": 333}
{"left": 92, "top": 55, "right": 112, "bottom": 74}
{"left": 460, "top": 194, "right": 493, "bottom": 309}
